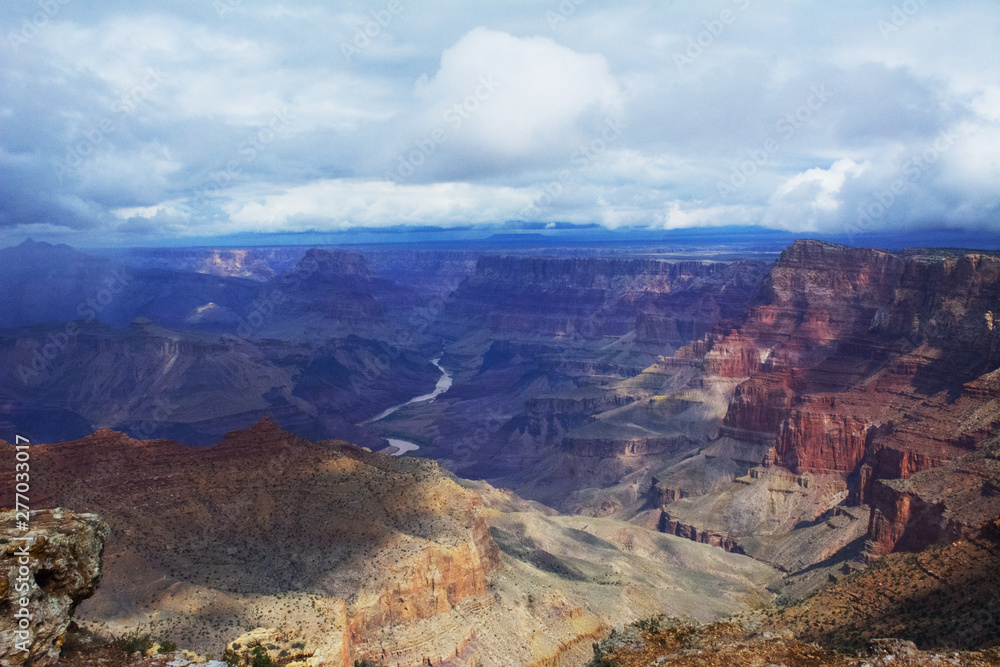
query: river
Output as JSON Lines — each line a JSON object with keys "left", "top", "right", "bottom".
{"left": 361, "top": 358, "right": 452, "bottom": 455}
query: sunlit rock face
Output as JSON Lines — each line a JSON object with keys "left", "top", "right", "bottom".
{"left": 651, "top": 241, "right": 1000, "bottom": 562}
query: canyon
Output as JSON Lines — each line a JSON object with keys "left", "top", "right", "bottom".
{"left": 1, "top": 237, "right": 999, "bottom": 665}
{"left": 1, "top": 419, "right": 778, "bottom": 666}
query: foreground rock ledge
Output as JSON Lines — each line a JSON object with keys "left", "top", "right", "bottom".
{"left": 0, "top": 509, "right": 109, "bottom": 667}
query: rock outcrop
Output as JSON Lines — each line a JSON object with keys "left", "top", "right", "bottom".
{"left": 695, "top": 242, "right": 1000, "bottom": 557}
{"left": 0, "top": 421, "right": 783, "bottom": 666}
{"left": 865, "top": 432, "right": 1000, "bottom": 559}
{"left": 657, "top": 512, "right": 745, "bottom": 553}
{"left": 0, "top": 509, "right": 109, "bottom": 667}
{"left": 551, "top": 241, "right": 1000, "bottom": 600}
{"left": 0, "top": 419, "right": 501, "bottom": 664}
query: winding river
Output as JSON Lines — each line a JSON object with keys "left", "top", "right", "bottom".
{"left": 362, "top": 358, "right": 452, "bottom": 455}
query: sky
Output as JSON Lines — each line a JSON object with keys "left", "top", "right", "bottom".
{"left": 1, "top": 0, "right": 998, "bottom": 247}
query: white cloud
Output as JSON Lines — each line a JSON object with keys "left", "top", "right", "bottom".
{"left": 223, "top": 179, "right": 538, "bottom": 230}
{"left": 763, "top": 159, "right": 869, "bottom": 230}
{"left": 772, "top": 159, "right": 869, "bottom": 211}
{"left": 410, "top": 27, "right": 623, "bottom": 160}
{"left": 658, "top": 201, "right": 759, "bottom": 230}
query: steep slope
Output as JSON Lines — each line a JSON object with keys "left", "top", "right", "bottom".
{"left": 0, "top": 239, "right": 124, "bottom": 329}
{"left": 408, "top": 241, "right": 1000, "bottom": 612}
{"left": 1, "top": 420, "right": 501, "bottom": 663}
{"left": 773, "top": 518, "right": 1000, "bottom": 651}
{"left": 619, "top": 241, "right": 1000, "bottom": 595}
{"left": 591, "top": 615, "right": 1000, "bottom": 666}
{"left": 865, "top": 430, "right": 1000, "bottom": 558}
{"left": 0, "top": 422, "right": 780, "bottom": 666}
{"left": 0, "top": 320, "right": 437, "bottom": 446}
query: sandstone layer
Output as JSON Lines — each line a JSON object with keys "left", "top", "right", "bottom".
{"left": 619, "top": 242, "right": 999, "bottom": 570}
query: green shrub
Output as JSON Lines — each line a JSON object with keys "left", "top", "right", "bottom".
{"left": 112, "top": 630, "right": 154, "bottom": 654}
{"left": 251, "top": 645, "right": 275, "bottom": 667}
{"left": 158, "top": 640, "right": 178, "bottom": 653}
{"left": 589, "top": 642, "right": 615, "bottom": 667}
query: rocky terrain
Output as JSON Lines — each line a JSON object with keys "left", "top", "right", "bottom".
{"left": 0, "top": 509, "right": 109, "bottom": 667}
{"left": 774, "top": 527, "right": 1000, "bottom": 651}
{"left": 589, "top": 615, "right": 1000, "bottom": 666}
{"left": 0, "top": 421, "right": 779, "bottom": 666}
{"left": 418, "top": 241, "right": 1000, "bottom": 598}
{"left": 3, "top": 238, "right": 1000, "bottom": 664}
{"left": 0, "top": 242, "right": 458, "bottom": 445}
{"left": 0, "top": 318, "right": 437, "bottom": 446}
{"left": 631, "top": 244, "right": 999, "bottom": 574}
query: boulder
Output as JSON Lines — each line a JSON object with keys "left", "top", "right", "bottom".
{"left": 1, "top": 509, "right": 109, "bottom": 667}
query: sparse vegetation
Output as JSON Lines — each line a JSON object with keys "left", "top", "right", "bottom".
{"left": 589, "top": 641, "right": 615, "bottom": 667}
{"left": 775, "top": 536, "right": 1000, "bottom": 651}
{"left": 586, "top": 615, "right": 1000, "bottom": 666}
{"left": 251, "top": 644, "right": 275, "bottom": 667}
{"left": 111, "top": 629, "right": 154, "bottom": 654}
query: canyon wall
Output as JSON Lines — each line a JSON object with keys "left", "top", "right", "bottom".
{"left": 0, "top": 420, "right": 502, "bottom": 664}
{"left": 438, "top": 255, "right": 768, "bottom": 348}
{"left": 697, "top": 241, "right": 1000, "bottom": 557}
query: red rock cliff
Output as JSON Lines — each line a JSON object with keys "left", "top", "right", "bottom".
{"left": 690, "top": 241, "right": 1000, "bottom": 556}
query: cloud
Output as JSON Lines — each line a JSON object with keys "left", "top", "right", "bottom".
{"left": 0, "top": 1, "right": 997, "bottom": 246}
{"left": 763, "top": 158, "right": 870, "bottom": 230}
{"left": 658, "top": 201, "right": 759, "bottom": 230}
{"left": 223, "top": 179, "right": 538, "bottom": 231}
{"left": 382, "top": 27, "right": 623, "bottom": 181}
{"left": 426, "top": 28, "right": 620, "bottom": 151}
